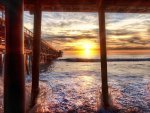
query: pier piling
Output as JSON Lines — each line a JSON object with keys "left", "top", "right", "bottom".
{"left": 99, "top": 5, "right": 109, "bottom": 108}
{"left": 4, "top": 0, "right": 25, "bottom": 113}
{"left": 31, "top": 0, "right": 42, "bottom": 108}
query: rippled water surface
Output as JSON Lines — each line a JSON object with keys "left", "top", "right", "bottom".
{"left": 28, "top": 59, "right": 150, "bottom": 113}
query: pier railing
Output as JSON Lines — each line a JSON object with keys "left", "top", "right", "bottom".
{"left": 24, "top": 27, "right": 33, "bottom": 37}
{"left": 0, "top": 17, "right": 62, "bottom": 61}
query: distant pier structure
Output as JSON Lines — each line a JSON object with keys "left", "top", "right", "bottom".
{"left": 0, "top": 0, "right": 150, "bottom": 113}
{"left": 0, "top": 11, "right": 62, "bottom": 75}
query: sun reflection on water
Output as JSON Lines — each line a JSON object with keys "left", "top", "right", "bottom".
{"left": 78, "top": 75, "right": 94, "bottom": 89}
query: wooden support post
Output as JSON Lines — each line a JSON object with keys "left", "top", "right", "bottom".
{"left": 24, "top": 54, "right": 26, "bottom": 75}
{"left": 29, "top": 54, "right": 32, "bottom": 72}
{"left": 2, "top": 10, "right": 4, "bottom": 20}
{"left": 31, "top": 1, "right": 42, "bottom": 108}
{"left": 47, "top": 56, "right": 49, "bottom": 62}
{"left": 26, "top": 54, "right": 30, "bottom": 75}
{"left": 42, "top": 55, "right": 44, "bottom": 63}
{"left": 0, "top": 54, "right": 2, "bottom": 73}
{"left": 98, "top": 8, "right": 109, "bottom": 108}
{"left": 4, "top": 0, "right": 25, "bottom": 113}
{"left": 44, "top": 55, "right": 46, "bottom": 63}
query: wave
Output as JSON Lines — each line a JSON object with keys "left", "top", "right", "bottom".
{"left": 57, "top": 58, "right": 150, "bottom": 62}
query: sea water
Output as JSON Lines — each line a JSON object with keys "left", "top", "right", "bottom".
{"left": 27, "top": 55, "right": 150, "bottom": 113}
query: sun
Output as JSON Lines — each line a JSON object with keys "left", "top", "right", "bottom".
{"left": 83, "top": 44, "right": 93, "bottom": 55}
{"left": 76, "top": 40, "right": 98, "bottom": 58}
{"left": 66, "top": 39, "right": 99, "bottom": 58}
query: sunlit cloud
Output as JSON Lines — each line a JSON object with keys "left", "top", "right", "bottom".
{"left": 24, "top": 12, "right": 150, "bottom": 57}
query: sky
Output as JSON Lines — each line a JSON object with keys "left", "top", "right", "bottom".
{"left": 24, "top": 12, "right": 150, "bottom": 58}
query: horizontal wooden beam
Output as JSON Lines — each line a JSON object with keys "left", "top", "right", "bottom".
{"left": 1, "top": 0, "right": 150, "bottom": 12}
{"left": 23, "top": 0, "right": 150, "bottom": 13}
{"left": 105, "top": 0, "right": 150, "bottom": 7}
{"left": 25, "top": 0, "right": 98, "bottom": 5}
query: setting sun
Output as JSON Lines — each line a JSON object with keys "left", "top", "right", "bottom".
{"left": 83, "top": 42, "right": 94, "bottom": 56}
{"left": 74, "top": 40, "right": 98, "bottom": 58}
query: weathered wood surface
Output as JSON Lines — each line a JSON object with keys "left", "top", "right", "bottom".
{"left": 1, "top": 0, "right": 150, "bottom": 12}
{"left": 24, "top": 0, "right": 150, "bottom": 13}
{"left": 4, "top": 0, "right": 25, "bottom": 112}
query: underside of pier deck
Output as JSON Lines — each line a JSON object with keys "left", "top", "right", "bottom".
{"left": 24, "top": 0, "right": 150, "bottom": 13}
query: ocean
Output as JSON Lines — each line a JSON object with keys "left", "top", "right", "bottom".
{"left": 26, "top": 55, "right": 150, "bottom": 113}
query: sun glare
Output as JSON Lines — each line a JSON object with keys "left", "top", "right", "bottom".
{"left": 83, "top": 43, "right": 93, "bottom": 55}
{"left": 76, "top": 40, "right": 98, "bottom": 58}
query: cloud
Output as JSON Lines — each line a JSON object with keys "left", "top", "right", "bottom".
{"left": 107, "top": 29, "right": 137, "bottom": 36}
{"left": 118, "top": 36, "right": 150, "bottom": 45}
{"left": 108, "top": 47, "right": 150, "bottom": 50}
{"left": 24, "top": 12, "right": 150, "bottom": 53}
{"left": 43, "top": 35, "right": 98, "bottom": 43}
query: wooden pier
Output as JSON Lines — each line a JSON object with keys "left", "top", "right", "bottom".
{"left": 0, "top": 0, "right": 150, "bottom": 113}
{"left": 0, "top": 17, "right": 62, "bottom": 65}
